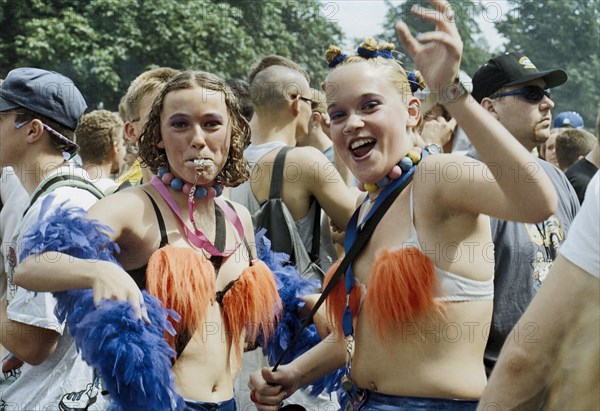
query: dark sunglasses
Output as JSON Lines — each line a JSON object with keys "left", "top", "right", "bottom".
{"left": 16, "top": 120, "right": 80, "bottom": 161}
{"left": 297, "top": 95, "right": 318, "bottom": 110}
{"left": 490, "top": 85, "right": 551, "bottom": 104}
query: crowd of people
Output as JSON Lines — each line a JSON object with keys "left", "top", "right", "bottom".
{"left": 0, "top": 1, "right": 598, "bottom": 410}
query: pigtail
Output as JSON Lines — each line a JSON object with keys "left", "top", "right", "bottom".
{"left": 325, "top": 44, "right": 347, "bottom": 68}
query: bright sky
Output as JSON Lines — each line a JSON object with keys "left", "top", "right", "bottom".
{"left": 327, "top": 0, "right": 509, "bottom": 51}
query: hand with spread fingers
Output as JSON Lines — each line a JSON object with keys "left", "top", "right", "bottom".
{"left": 396, "top": 0, "right": 463, "bottom": 93}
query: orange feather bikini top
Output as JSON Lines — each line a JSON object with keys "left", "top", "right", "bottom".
{"left": 325, "top": 188, "right": 493, "bottom": 341}
{"left": 127, "top": 194, "right": 280, "bottom": 358}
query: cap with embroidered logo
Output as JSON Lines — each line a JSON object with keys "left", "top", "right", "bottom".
{"left": 472, "top": 52, "right": 567, "bottom": 103}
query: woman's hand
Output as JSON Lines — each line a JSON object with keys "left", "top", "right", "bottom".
{"left": 248, "top": 366, "right": 300, "bottom": 411}
{"left": 92, "top": 260, "right": 150, "bottom": 323}
{"left": 421, "top": 115, "right": 457, "bottom": 148}
{"left": 396, "top": 0, "right": 463, "bottom": 93}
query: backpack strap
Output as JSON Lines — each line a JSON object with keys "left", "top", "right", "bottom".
{"left": 269, "top": 146, "right": 293, "bottom": 199}
{"left": 23, "top": 174, "right": 105, "bottom": 217}
{"left": 309, "top": 200, "right": 321, "bottom": 264}
{"left": 270, "top": 146, "right": 322, "bottom": 264}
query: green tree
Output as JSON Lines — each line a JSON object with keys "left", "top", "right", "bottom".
{"left": 1, "top": 0, "right": 343, "bottom": 110}
{"left": 495, "top": 0, "right": 600, "bottom": 128}
{"left": 379, "top": 0, "right": 491, "bottom": 78}
{"left": 219, "top": 0, "right": 343, "bottom": 86}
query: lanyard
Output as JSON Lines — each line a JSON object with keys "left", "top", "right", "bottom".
{"left": 150, "top": 177, "right": 244, "bottom": 257}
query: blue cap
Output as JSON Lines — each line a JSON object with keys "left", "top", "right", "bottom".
{"left": 553, "top": 111, "right": 584, "bottom": 129}
{"left": 0, "top": 68, "right": 87, "bottom": 131}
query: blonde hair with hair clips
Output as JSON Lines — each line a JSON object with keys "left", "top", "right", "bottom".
{"left": 324, "top": 38, "right": 426, "bottom": 147}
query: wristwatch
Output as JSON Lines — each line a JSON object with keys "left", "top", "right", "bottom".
{"left": 425, "top": 144, "right": 443, "bottom": 154}
{"left": 437, "top": 77, "right": 468, "bottom": 106}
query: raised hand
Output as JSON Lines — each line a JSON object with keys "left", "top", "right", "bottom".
{"left": 396, "top": 0, "right": 463, "bottom": 93}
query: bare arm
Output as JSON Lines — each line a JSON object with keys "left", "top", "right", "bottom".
{"left": 396, "top": 1, "right": 556, "bottom": 223}
{"left": 13, "top": 189, "right": 150, "bottom": 319}
{"left": 294, "top": 147, "right": 359, "bottom": 229}
{"left": 477, "top": 255, "right": 599, "bottom": 410}
{"left": 0, "top": 294, "right": 59, "bottom": 365}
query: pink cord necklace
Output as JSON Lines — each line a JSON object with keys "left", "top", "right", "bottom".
{"left": 151, "top": 161, "right": 244, "bottom": 257}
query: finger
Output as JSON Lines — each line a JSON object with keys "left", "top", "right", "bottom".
{"left": 93, "top": 288, "right": 101, "bottom": 307}
{"left": 410, "top": 31, "right": 458, "bottom": 49}
{"left": 411, "top": 3, "right": 458, "bottom": 34}
{"left": 429, "top": 0, "right": 453, "bottom": 18}
{"left": 253, "top": 389, "right": 287, "bottom": 408}
{"left": 141, "top": 303, "right": 151, "bottom": 324}
{"left": 448, "top": 117, "right": 458, "bottom": 131}
{"left": 395, "top": 22, "right": 422, "bottom": 57}
{"left": 128, "top": 293, "right": 144, "bottom": 320}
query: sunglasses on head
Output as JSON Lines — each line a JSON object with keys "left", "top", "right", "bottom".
{"left": 16, "top": 120, "right": 80, "bottom": 161}
{"left": 296, "top": 95, "right": 318, "bottom": 110}
{"left": 490, "top": 85, "right": 551, "bottom": 104}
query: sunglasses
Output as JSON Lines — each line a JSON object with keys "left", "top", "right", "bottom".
{"left": 16, "top": 120, "right": 80, "bottom": 161}
{"left": 297, "top": 95, "right": 318, "bottom": 110}
{"left": 490, "top": 85, "right": 551, "bottom": 104}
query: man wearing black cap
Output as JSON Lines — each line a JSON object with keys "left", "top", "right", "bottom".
{"left": 469, "top": 52, "right": 580, "bottom": 377}
{"left": 0, "top": 68, "right": 108, "bottom": 408}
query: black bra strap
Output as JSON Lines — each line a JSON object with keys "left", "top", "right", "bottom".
{"left": 145, "top": 191, "right": 169, "bottom": 248}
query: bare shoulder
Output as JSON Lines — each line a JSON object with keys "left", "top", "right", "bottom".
{"left": 287, "top": 146, "right": 331, "bottom": 168}
{"left": 223, "top": 199, "right": 252, "bottom": 224}
{"left": 87, "top": 185, "right": 152, "bottom": 236}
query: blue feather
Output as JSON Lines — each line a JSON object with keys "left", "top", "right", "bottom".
{"left": 19, "top": 198, "right": 185, "bottom": 410}
{"left": 255, "top": 229, "right": 343, "bottom": 397}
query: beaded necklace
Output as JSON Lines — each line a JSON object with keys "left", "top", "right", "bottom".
{"left": 358, "top": 147, "right": 423, "bottom": 193}
{"left": 151, "top": 160, "right": 243, "bottom": 257}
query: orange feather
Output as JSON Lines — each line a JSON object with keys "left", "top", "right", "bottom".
{"left": 221, "top": 259, "right": 281, "bottom": 361}
{"left": 146, "top": 245, "right": 215, "bottom": 347}
{"left": 365, "top": 247, "right": 440, "bottom": 342}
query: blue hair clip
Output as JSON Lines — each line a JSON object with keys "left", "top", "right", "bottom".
{"left": 357, "top": 47, "right": 394, "bottom": 60}
{"left": 407, "top": 71, "right": 419, "bottom": 93}
{"left": 377, "top": 49, "right": 394, "bottom": 59}
{"left": 328, "top": 53, "right": 348, "bottom": 68}
{"left": 356, "top": 47, "right": 377, "bottom": 59}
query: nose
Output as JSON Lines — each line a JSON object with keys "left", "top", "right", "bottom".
{"left": 541, "top": 94, "right": 555, "bottom": 110}
{"left": 190, "top": 125, "right": 207, "bottom": 149}
{"left": 343, "top": 112, "right": 364, "bottom": 135}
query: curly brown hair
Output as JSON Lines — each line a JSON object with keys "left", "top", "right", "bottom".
{"left": 138, "top": 71, "right": 251, "bottom": 187}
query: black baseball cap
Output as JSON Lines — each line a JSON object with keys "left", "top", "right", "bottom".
{"left": 0, "top": 67, "right": 87, "bottom": 131}
{"left": 472, "top": 52, "right": 567, "bottom": 103}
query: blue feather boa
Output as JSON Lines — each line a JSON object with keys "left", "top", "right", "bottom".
{"left": 18, "top": 196, "right": 185, "bottom": 410}
{"left": 255, "top": 229, "right": 344, "bottom": 397}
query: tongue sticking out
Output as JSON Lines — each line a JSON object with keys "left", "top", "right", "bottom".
{"left": 352, "top": 141, "right": 375, "bottom": 158}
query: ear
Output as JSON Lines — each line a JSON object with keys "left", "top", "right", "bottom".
{"left": 481, "top": 98, "right": 499, "bottom": 120}
{"left": 311, "top": 112, "right": 321, "bottom": 127}
{"left": 109, "top": 141, "right": 118, "bottom": 160}
{"left": 406, "top": 97, "right": 421, "bottom": 128}
{"left": 24, "top": 119, "right": 46, "bottom": 144}
{"left": 124, "top": 122, "right": 138, "bottom": 144}
{"left": 156, "top": 139, "right": 165, "bottom": 149}
{"left": 291, "top": 98, "right": 301, "bottom": 116}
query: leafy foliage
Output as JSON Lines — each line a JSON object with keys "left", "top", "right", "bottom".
{"left": 494, "top": 0, "right": 600, "bottom": 129}
{"left": 379, "top": 0, "right": 491, "bottom": 78}
{"left": 1, "top": 0, "right": 343, "bottom": 110}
